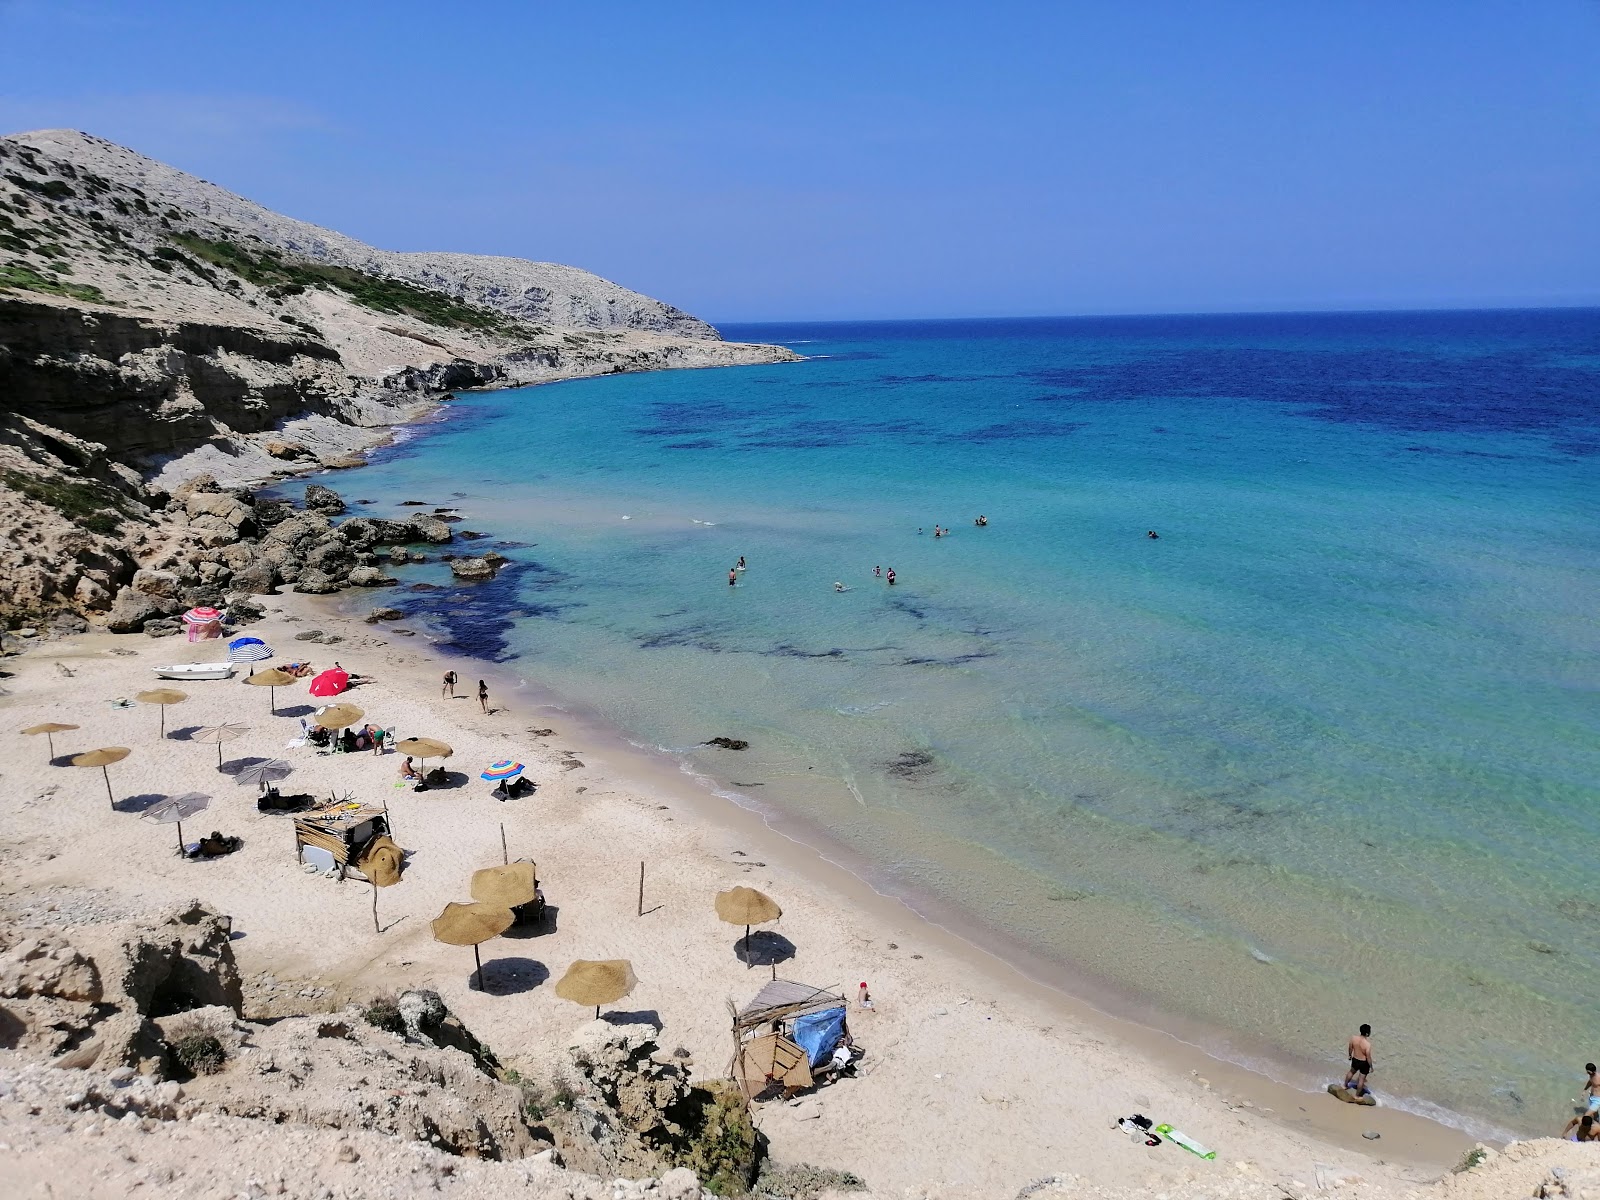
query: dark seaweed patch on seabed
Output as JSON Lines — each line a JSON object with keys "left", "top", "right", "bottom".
{"left": 1016, "top": 345, "right": 1600, "bottom": 436}
{"left": 897, "top": 648, "right": 1000, "bottom": 667}
{"left": 884, "top": 748, "right": 939, "bottom": 781}
{"left": 390, "top": 561, "right": 549, "bottom": 663}
{"left": 636, "top": 622, "right": 728, "bottom": 653}
{"left": 760, "top": 642, "right": 899, "bottom": 660}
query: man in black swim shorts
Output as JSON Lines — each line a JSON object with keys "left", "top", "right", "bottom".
{"left": 1345, "top": 1023, "right": 1374, "bottom": 1093}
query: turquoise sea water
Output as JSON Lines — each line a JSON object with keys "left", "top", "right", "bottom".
{"left": 326, "top": 311, "right": 1599, "bottom": 1136}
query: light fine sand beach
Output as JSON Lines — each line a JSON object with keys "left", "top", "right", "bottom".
{"left": 1, "top": 596, "right": 1487, "bottom": 1198}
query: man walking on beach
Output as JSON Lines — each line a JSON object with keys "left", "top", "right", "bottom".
{"left": 1583, "top": 1062, "right": 1600, "bottom": 1115}
{"left": 442, "top": 670, "right": 457, "bottom": 699}
{"left": 1345, "top": 1024, "right": 1374, "bottom": 1093}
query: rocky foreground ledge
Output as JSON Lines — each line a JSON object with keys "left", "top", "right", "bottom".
{"left": 1, "top": 903, "right": 1593, "bottom": 1199}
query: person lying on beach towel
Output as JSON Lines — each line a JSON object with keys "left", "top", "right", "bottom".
{"left": 191, "top": 831, "right": 242, "bottom": 858}
{"left": 283, "top": 662, "right": 314, "bottom": 678}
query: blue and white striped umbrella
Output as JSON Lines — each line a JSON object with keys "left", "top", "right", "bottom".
{"left": 228, "top": 637, "right": 273, "bottom": 663}
{"left": 228, "top": 638, "right": 273, "bottom": 674}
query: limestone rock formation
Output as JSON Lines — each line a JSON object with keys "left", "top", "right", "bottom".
{"left": 0, "top": 127, "right": 800, "bottom": 624}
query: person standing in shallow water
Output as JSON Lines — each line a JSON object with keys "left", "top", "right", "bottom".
{"left": 873, "top": 565, "right": 881, "bottom": 577}
{"left": 886, "top": 568, "right": 896, "bottom": 586}
{"left": 728, "top": 568, "right": 738, "bottom": 586}
{"left": 1345, "top": 1023, "right": 1374, "bottom": 1093}
{"left": 736, "top": 556, "right": 746, "bottom": 570}
{"left": 478, "top": 679, "right": 489, "bottom": 714}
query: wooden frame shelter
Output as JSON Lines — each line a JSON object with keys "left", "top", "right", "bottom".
{"left": 293, "top": 800, "right": 391, "bottom": 880}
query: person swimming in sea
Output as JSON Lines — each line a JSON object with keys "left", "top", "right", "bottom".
{"left": 834, "top": 581, "right": 850, "bottom": 592}
{"left": 1146, "top": 530, "right": 1160, "bottom": 539}
{"left": 737, "top": 556, "right": 747, "bottom": 570}
{"left": 975, "top": 514, "right": 988, "bottom": 526}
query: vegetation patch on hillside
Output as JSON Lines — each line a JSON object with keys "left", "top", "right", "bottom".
{"left": 171, "top": 234, "right": 517, "bottom": 333}
{"left": 0, "top": 263, "right": 108, "bottom": 304}
{"left": 2, "top": 470, "right": 132, "bottom": 536}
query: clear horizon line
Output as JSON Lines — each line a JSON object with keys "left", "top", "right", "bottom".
{"left": 711, "top": 300, "right": 1600, "bottom": 327}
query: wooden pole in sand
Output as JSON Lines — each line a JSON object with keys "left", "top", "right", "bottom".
{"left": 370, "top": 881, "right": 379, "bottom": 934}
{"left": 500, "top": 823, "right": 509, "bottom": 866}
{"left": 637, "top": 861, "right": 645, "bottom": 917}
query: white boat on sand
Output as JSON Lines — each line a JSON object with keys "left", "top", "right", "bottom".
{"left": 151, "top": 663, "right": 236, "bottom": 681}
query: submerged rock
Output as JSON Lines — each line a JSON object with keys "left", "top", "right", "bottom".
{"left": 704, "top": 737, "right": 749, "bottom": 751}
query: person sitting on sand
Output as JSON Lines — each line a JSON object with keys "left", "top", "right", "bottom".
{"left": 195, "top": 831, "right": 241, "bottom": 858}
{"left": 340, "top": 727, "right": 360, "bottom": 754}
{"left": 398, "top": 756, "right": 420, "bottom": 782}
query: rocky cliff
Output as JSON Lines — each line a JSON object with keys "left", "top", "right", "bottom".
{"left": 0, "top": 128, "right": 799, "bottom": 624}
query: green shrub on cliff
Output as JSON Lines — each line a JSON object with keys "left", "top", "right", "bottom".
{"left": 170, "top": 233, "right": 516, "bottom": 333}
{"left": 1, "top": 470, "right": 127, "bottom": 535}
{"left": 0, "top": 263, "right": 107, "bottom": 304}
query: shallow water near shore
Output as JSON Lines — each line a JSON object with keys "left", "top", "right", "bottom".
{"left": 318, "top": 310, "right": 1600, "bottom": 1137}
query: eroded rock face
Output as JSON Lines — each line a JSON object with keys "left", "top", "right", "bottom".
{"left": 188, "top": 1001, "right": 533, "bottom": 1160}
{"left": 0, "top": 900, "right": 240, "bottom": 1070}
{"left": 554, "top": 1023, "right": 761, "bottom": 1193}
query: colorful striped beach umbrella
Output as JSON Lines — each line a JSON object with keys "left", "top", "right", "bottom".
{"left": 183, "top": 606, "right": 223, "bottom": 626}
{"left": 228, "top": 637, "right": 274, "bottom": 674}
{"left": 480, "top": 760, "right": 525, "bottom": 781}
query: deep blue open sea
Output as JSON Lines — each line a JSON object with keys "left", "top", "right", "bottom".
{"left": 326, "top": 310, "right": 1600, "bottom": 1136}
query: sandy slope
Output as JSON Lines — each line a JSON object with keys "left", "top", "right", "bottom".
{"left": 0, "top": 598, "right": 1485, "bottom": 1199}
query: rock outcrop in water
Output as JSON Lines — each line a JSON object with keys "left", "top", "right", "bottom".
{"left": 0, "top": 128, "right": 800, "bottom": 625}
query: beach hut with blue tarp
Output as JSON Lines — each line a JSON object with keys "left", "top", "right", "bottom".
{"left": 728, "top": 979, "right": 855, "bottom": 1100}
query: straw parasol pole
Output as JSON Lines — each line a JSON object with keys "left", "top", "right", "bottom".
{"left": 22, "top": 722, "right": 79, "bottom": 759}
{"left": 71, "top": 746, "right": 131, "bottom": 810}
{"left": 430, "top": 901, "right": 513, "bottom": 990}
{"left": 241, "top": 668, "right": 296, "bottom": 714}
{"left": 554, "top": 959, "right": 638, "bottom": 1020}
{"left": 715, "top": 886, "right": 782, "bottom": 967}
{"left": 135, "top": 688, "right": 188, "bottom": 737}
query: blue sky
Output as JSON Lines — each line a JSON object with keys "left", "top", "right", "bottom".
{"left": 2, "top": 1, "right": 1596, "bottom": 322}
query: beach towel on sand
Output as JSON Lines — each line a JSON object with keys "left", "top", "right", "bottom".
{"left": 1155, "top": 1124, "right": 1216, "bottom": 1160}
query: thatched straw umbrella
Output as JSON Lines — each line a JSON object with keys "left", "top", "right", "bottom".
{"left": 135, "top": 688, "right": 188, "bottom": 737}
{"left": 555, "top": 959, "right": 638, "bottom": 1020}
{"left": 715, "top": 886, "right": 782, "bottom": 965}
{"left": 241, "top": 668, "right": 297, "bottom": 714}
{"left": 22, "top": 722, "right": 78, "bottom": 759}
{"left": 72, "top": 746, "right": 130, "bottom": 809}
{"left": 313, "top": 703, "right": 364, "bottom": 731}
{"left": 431, "top": 901, "right": 513, "bottom": 990}
{"left": 471, "top": 862, "right": 538, "bottom": 909}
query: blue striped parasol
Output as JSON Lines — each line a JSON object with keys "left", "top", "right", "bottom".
{"left": 228, "top": 638, "right": 273, "bottom": 675}
{"left": 480, "top": 760, "right": 525, "bottom": 781}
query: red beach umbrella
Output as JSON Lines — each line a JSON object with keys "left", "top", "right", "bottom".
{"left": 308, "top": 668, "right": 349, "bottom": 698}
